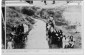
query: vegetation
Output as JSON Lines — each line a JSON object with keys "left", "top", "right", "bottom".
{"left": 6, "top": 6, "right": 81, "bottom": 48}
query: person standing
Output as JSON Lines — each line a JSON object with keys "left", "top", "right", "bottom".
{"left": 62, "top": 35, "right": 66, "bottom": 48}
{"left": 25, "top": 0, "right": 33, "bottom": 4}
{"left": 7, "top": 41, "right": 13, "bottom": 49}
{"left": 7, "top": 38, "right": 13, "bottom": 49}
{"left": 69, "top": 36, "right": 75, "bottom": 48}
{"left": 44, "top": 0, "right": 47, "bottom": 5}
{"left": 52, "top": 0, "right": 55, "bottom": 4}
{"left": 23, "top": 23, "right": 29, "bottom": 33}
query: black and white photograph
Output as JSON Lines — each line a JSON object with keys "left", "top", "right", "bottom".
{"left": 5, "top": 0, "right": 83, "bottom": 49}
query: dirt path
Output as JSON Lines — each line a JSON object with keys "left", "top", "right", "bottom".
{"left": 25, "top": 19, "right": 49, "bottom": 49}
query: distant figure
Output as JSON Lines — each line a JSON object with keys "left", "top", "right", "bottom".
{"left": 7, "top": 41, "right": 13, "bottom": 49}
{"left": 62, "top": 35, "right": 66, "bottom": 48}
{"left": 66, "top": 0, "right": 70, "bottom": 3}
{"left": 56, "top": 30, "right": 63, "bottom": 48}
{"left": 52, "top": 0, "right": 55, "bottom": 4}
{"left": 46, "top": 23, "right": 51, "bottom": 31}
{"left": 69, "top": 36, "right": 75, "bottom": 48}
{"left": 16, "top": 24, "right": 24, "bottom": 34}
{"left": 25, "top": 0, "right": 33, "bottom": 4}
{"left": 48, "top": 17, "right": 54, "bottom": 28}
{"left": 23, "top": 24, "right": 29, "bottom": 33}
{"left": 12, "top": 25, "right": 16, "bottom": 32}
{"left": 44, "top": 0, "right": 47, "bottom": 5}
{"left": 48, "top": 27, "right": 55, "bottom": 48}
{"left": 65, "top": 37, "right": 69, "bottom": 48}
{"left": 31, "top": 0, "right": 33, "bottom": 4}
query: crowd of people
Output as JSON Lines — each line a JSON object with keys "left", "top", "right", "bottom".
{"left": 6, "top": 6, "right": 76, "bottom": 49}
{"left": 46, "top": 16, "right": 75, "bottom": 48}
{"left": 7, "top": 24, "right": 28, "bottom": 49}
{"left": 7, "top": 16, "right": 75, "bottom": 49}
